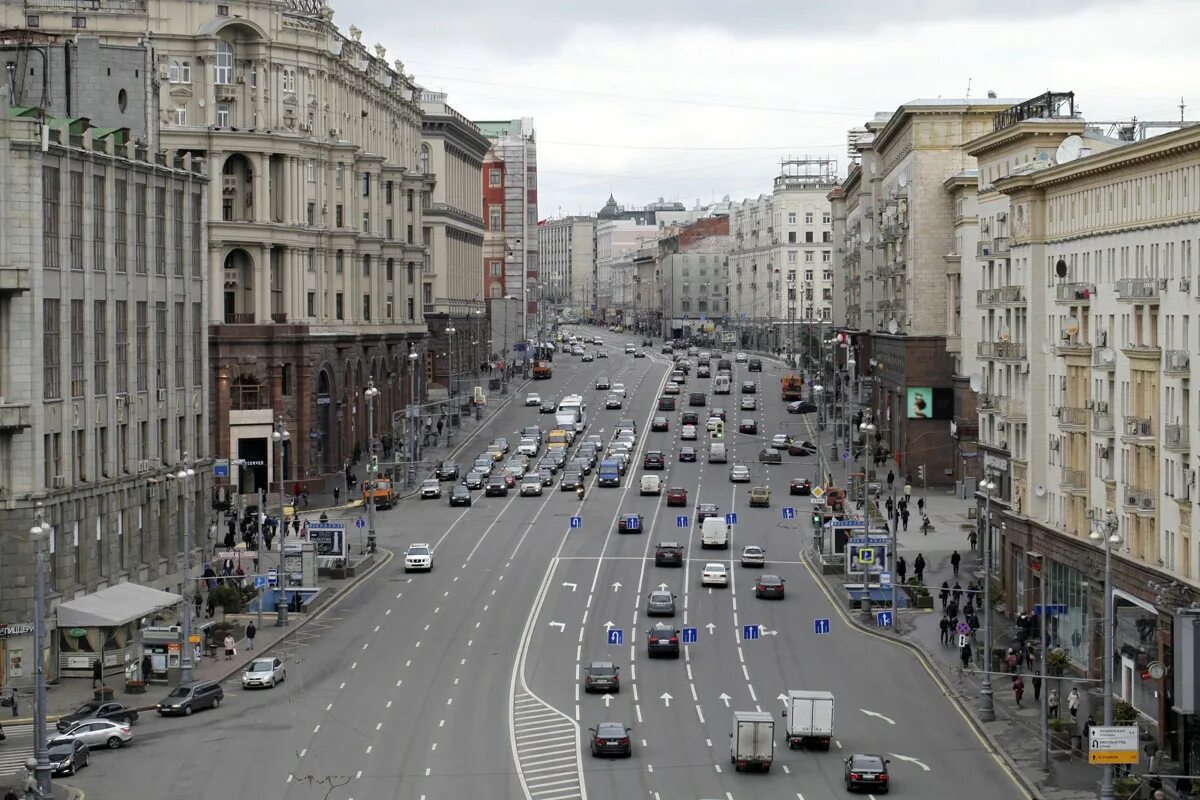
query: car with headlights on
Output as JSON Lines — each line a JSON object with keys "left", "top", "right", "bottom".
{"left": 435, "top": 460, "right": 459, "bottom": 480}
{"left": 485, "top": 476, "right": 509, "bottom": 496}
{"left": 463, "top": 471, "right": 485, "bottom": 490}
{"left": 701, "top": 562, "right": 729, "bottom": 587}
{"left": 605, "top": 394, "right": 623, "bottom": 409}
{"left": 242, "top": 656, "right": 287, "bottom": 689}
{"left": 419, "top": 479, "right": 442, "bottom": 499}
{"left": 595, "top": 376, "right": 611, "bottom": 390}
{"left": 520, "top": 475, "right": 543, "bottom": 496}
{"left": 404, "top": 543, "right": 433, "bottom": 572}
{"left": 560, "top": 470, "right": 584, "bottom": 491}
{"left": 449, "top": 484, "right": 472, "bottom": 506}
{"left": 646, "top": 622, "right": 681, "bottom": 658}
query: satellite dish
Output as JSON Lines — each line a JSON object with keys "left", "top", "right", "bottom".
{"left": 1100, "top": 347, "right": 1115, "bottom": 364}
{"left": 888, "top": 319, "right": 899, "bottom": 335}
{"left": 1040, "top": 338, "right": 1054, "bottom": 354}
{"left": 1034, "top": 484, "right": 1047, "bottom": 497}
{"left": 998, "top": 325, "right": 1011, "bottom": 342}
{"left": 1055, "top": 135, "right": 1084, "bottom": 164}
{"left": 1055, "top": 259, "right": 1068, "bottom": 279}
{"left": 1064, "top": 317, "right": 1080, "bottom": 336}
{"left": 969, "top": 374, "right": 983, "bottom": 392}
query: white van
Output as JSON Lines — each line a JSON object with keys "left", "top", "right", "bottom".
{"left": 713, "top": 374, "right": 732, "bottom": 395}
{"left": 701, "top": 516, "right": 729, "bottom": 548}
{"left": 709, "top": 442, "right": 728, "bottom": 463}
{"left": 640, "top": 474, "right": 662, "bottom": 495}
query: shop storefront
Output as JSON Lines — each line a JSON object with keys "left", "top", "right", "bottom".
{"left": 55, "top": 583, "right": 182, "bottom": 682}
{"left": 0, "top": 622, "right": 39, "bottom": 688}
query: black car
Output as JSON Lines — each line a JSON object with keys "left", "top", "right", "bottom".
{"left": 681, "top": 411, "right": 700, "bottom": 426}
{"left": 435, "top": 461, "right": 459, "bottom": 481}
{"left": 538, "top": 467, "right": 555, "bottom": 486}
{"left": 560, "top": 470, "right": 584, "bottom": 491}
{"left": 643, "top": 451, "right": 665, "bottom": 470}
{"left": 789, "top": 441, "right": 817, "bottom": 456}
{"left": 589, "top": 721, "right": 632, "bottom": 758}
{"left": 741, "top": 381, "right": 756, "bottom": 394}
{"left": 156, "top": 680, "right": 224, "bottom": 716}
{"left": 658, "top": 396, "right": 677, "bottom": 411}
{"left": 655, "top": 542, "right": 684, "bottom": 566}
{"left": 748, "top": 359, "right": 762, "bottom": 372}
{"left": 463, "top": 471, "right": 485, "bottom": 490}
{"left": 634, "top": 350, "right": 646, "bottom": 358}
{"left": 710, "top": 407, "right": 726, "bottom": 421}
{"left": 449, "top": 485, "right": 472, "bottom": 506}
{"left": 790, "top": 478, "right": 813, "bottom": 495}
{"left": 678, "top": 446, "right": 697, "bottom": 462}
{"left": 651, "top": 416, "right": 669, "bottom": 432}
{"left": 759, "top": 448, "right": 783, "bottom": 465}
{"left": 845, "top": 754, "right": 890, "bottom": 792}
{"left": 788, "top": 400, "right": 818, "bottom": 414}
{"left": 754, "top": 574, "right": 786, "bottom": 599}
{"left": 739, "top": 419, "right": 758, "bottom": 434}
{"left": 485, "top": 477, "right": 509, "bottom": 496}
{"left": 583, "top": 661, "right": 620, "bottom": 694}
{"left": 642, "top": 339, "right": 653, "bottom": 347}
{"left": 56, "top": 701, "right": 139, "bottom": 732}
{"left": 47, "top": 738, "right": 89, "bottom": 776}
{"left": 696, "top": 503, "right": 719, "bottom": 524}
{"left": 688, "top": 392, "right": 707, "bottom": 407}
{"left": 646, "top": 622, "right": 680, "bottom": 658}
{"left": 540, "top": 398, "right": 558, "bottom": 414}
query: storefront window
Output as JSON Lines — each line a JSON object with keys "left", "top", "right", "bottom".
{"left": 1049, "top": 560, "right": 1090, "bottom": 667}
{"left": 1114, "top": 597, "right": 1159, "bottom": 715}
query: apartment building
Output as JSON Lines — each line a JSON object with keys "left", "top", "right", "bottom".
{"left": 0, "top": 107, "right": 209, "bottom": 685}
{"left": 657, "top": 217, "right": 731, "bottom": 340}
{"left": 728, "top": 157, "right": 837, "bottom": 352}
{"left": 420, "top": 91, "right": 491, "bottom": 399}
{"left": 968, "top": 104, "right": 1200, "bottom": 754}
{"left": 537, "top": 216, "right": 596, "bottom": 321}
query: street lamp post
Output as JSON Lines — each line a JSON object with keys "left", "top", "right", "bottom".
{"left": 979, "top": 475, "right": 998, "bottom": 721}
{"left": 29, "top": 505, "right": 52, "bottom": 799}
{"left": 272, "top": 416, "right": 290, "bottom": 627}
{"left": 445, "top": 326, "right": 456, "bottom": 446}
{"left": 813, "top": 385, "right": 824, "bottom": 487}
{"left": 407, "top": 350, "right": 419, "bottom": 489}
{"left": 177, "top": 457, "right": 197, "bottom": 684}
{"left": 859, "top": 419, "right": 876, "bottom": 509}
{"left": 1092, "top": 509, "right": 1121, "bottom": 800}
{"left": 364, "top": 378, "right": 380, "bottom": 554}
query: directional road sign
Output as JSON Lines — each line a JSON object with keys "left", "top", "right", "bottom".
{"left": 841, "top": 450, "right": 852, "bottom": 461}
{"left": 1033, "top": 603, "right": 1068, "bottom": 616}
{"left": 354, "top": 518, "right": 366, "bottom": 529}
{"left": 742, "top": 624, "right": 760, "bottom": 641}
{"left": 607, "top": 628, "right": 624, "bottom": 646}
{"left": 879, "top": 571, "right": 892, "bottom": 586}
{"left": 1087, "top": 725, "right": 1139, "bottom": 764}
{"left": 876, "top": 610, "right": 894, "bottom": 628}
{"left": 569, "top": 516, "right": 582, "bottom": 529}
{"left": 814, "top": 618, "right": 831, "bottom": 635}
{"left": 253, "top": 576, "right": 268, "bottom": 589}
{"left": 675, "top": 515, "right": 689, "bottom": 528}
{"left": 725, "top": 512, "right": 738, "bottom": 525}
{"left": 625, "top": 515, "right": 641, "bottom": 531}
{"left": 782, "top": 507, "right": 796, "bottom": 520}
{"left": 681, "top": 627, "right": 698, "bottom": 644}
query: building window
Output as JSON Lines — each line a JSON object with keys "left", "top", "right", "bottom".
{"left": 335, "top": 204, "right": 344, "bottom": 227}
{"left": 385, "top": 295, "right": 393, "bottom": 318}
{"left": 168, "top": 60, "right": 191, "bottom": 84}
{"left": 787, "top": 251, "right": 797, "bottom": 263}
{"left": 93, "top": 301, "right": 107, "bottom": 396}
{"left": 213, "top": 40, "right": 233, "bottom": 85}
{"left": 335, "top": 163, "right": 343, "bottom": 188}
{"left": 822, "top": 250, "right": 831, "bottom": 262}
{"left": 787, "top": 231, "right": 796, "bottom": 244}
{"left": 192, "top": 302, "right": 202, "bottom": 387}
{"left": 406, "top": 190, "right": 414, "bottom": 212}
{"left": 69, "top": 300, "right": 85, "bottom": 398}
{"left": 422, "top": 284, "right": 432, "bottom": 306}
{"left": 115, "top": 301, "right": 128, "bottom": 394}
{"left": 419, "top": 144, "right": 430, "bottom": 174}
{"left": 489, "top": 206, "right": 501, "bottom": 230}
{"left": 43, "top": 300, "right": 61, "bottom": 400}
{"left": 68, "top": 171, "right": 83, "bottom": 270}
{"left": 804, "top": 212, "right": 813, "bottom": 225}
{"left": 386, "top": 258, "right": 394, "bottom": 281}
{"left": 154, "top": 187, "right": 167, "bottom": 274}
{"left": 282, "top": 69, "right": 295, "bottom": 93}
{"left": 114, "top": 180, "right": 127, "bottom": 272}
{"left": 174, "top": 107, "right": 187, "bottom": 126}
{"left": 134, "top": 184, "right": 147, "bottom": 273}
{"left": 154, "top": 302, "right": 167, "bottom": 392}
{"left": 306, "top": 202, "right": 315, "bottom": 226}
{"left": 385, "top": 181, "right": 393, "bottom": 204}
{"left": 407, "top": 297, "right": 415, "bottom": 320}
{"left": 805, "top": 251, "right": 814, "bottom": 263}
{"left": 823, "top": 212, "right": 831, "bottom": 225}
{"left": 362, "top": 172, "right": 370, "bottom": 197}
{"left": 42, "top": 167, "right": 60, "bottom": 270}
{"left": 407, "top": 262, "right": 415, "bottom": 284}
{"left": 823, "top": 230, "right": 832, "bottom": 242}
{"left": 362, "top": 295, "right": 371, "bottom": 321}
{"left": 191, "top": 193, "right": 202, "bottom": 277}
{"left": 362, "top": 255, "right": 371, "bottom": 276}
{"left": 787, "top": 212, "right": 796, "bottom": 225}
{"left": 335, "top": 293, "right": 344, "bottom": 320}
{"left": 490, "top": 260, "right": 502, "bottom": 276}
{"left": 92, "top": 175, "right": 106, "bottom": 271}
{"left": 307, "top": 249, "right": 315, "bottom": 272}
{"left": 216, "top": 103, "right": 230, "bottom": 128}
{"left": 489, "top": 168, "right": 502, "bottom": 187}
{"left": 386, "top": 219, "right": 394, "bottom": 240}
{"left": 174, "top": 302, "right": 185, "bottom": 389}
{"left": 805, "top": 231, "right": 814, "bottom": 243}
{"left": 335, "top": 250, "right": 344, "bottom": 273}
{"left": 804, "top": 270, "right": 814, "bottom": 281}
{"left": 362, "top": 211, "right": 370, "bottom": 234}
{"left": 823, "top": 270, "right": 832, "bottom": 281}
{"left": 306, "top": 292, "right": 315, "bottom": 317}
{"left": 71, "top": 15, "right": 85, "bottom": 28}
{"left": 406, "top": 224, "right": 413, "bottom": 243}
{"left": 135, "top": 301, "right": 148, "bottom": 392}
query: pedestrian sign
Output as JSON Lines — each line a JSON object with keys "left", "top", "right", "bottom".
{"left": 857, "top": 548, "right": 875, "bottom": 565}
{"left": 569, "top": 516, "right": 582, "bottom": 529}
{"left": 725, "top": 512, "right": 738, "bottom": 525}
{"left": 876, "top": 611, "right": 893, "bottom": 628}
{"left": 607, "top": 628, "right": 624, "bottom": 646}
{"left": 625, "top": 515, "right": 641, "bottom": 531}
{"left": 682, "top": 627, "right": 698, "bottom": 644}
{"left": 355, "top": 518, "right": 366, "bottom": 528}
{"left": 742, "top": 624, "right": 760, "bottom": 641}
{"left": 782, "top": 507, "right": 796, "bottom": 520}
{"left": 814, "top": 618, "right": 831, "bottom": 635}
{"left": 675, "top": 515, "right": 690, "bottom": 528}
{"left": 253, "top": 576, "right": 268, "bottom": 589}
{"left": 811, "top": 486, "right": 825, "bottom": 499}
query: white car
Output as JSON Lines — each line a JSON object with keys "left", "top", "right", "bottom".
{"left": 404, "top": 543, "right": 433, "bottom": 572}
{"left": 520, "top": 476, "right": 544, "bottom": 496}
{"left": 612, "top": 383, "right": 626, "bottom": 397}
{"left": 605, "top": 395, "right": 623, "bottom": 409}
{"left": 420, "top": 479, "right": 442, "bottom": 499}
{"left": 242, "top": 657, "right": 287, "bottom": 689}
{"left": 625, "top": 344, "right": 636, "bottom": 354}
{"left": 707, "top": 417, "right": 722, "bottom": 432}
{"left": 517, "top": 437, "right": 540, "bottom": 457}
{"left": 729, "top": 464, "right": 751, "bottom": 483}
{"left": 663, "top": 382, "right": 681, "bottom": 395}
{"left": 735, "top": 352, "right": 748, "bottom": 363}
{"left": 681, "top": 424, "right": 698, "bottom": 441}
{"left": 55, "top": 719, "right": 132, "bottom": 750}
{"left": 701, "top": 563, "right": 729, "bottom": 587}
{"left": 640, "top": 474, "right": 662, "bottom": 495}
{"left": 740, "top": 396, "right": 757, "bottom": 410}
{"left": 525, "top": 393, "right": 542, "bottom": 407}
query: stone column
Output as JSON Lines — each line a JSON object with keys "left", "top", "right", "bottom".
{"left": 209, "top": 243, "right": 224, "bottom": 323}
{"left": 255, "top": 59, "right": 267, "bottom": 130}
{"left": 256, "top": 246, "right": 271, "bottom": 323}
{"left": 253, "top": 153, "right": 268, "bottom": 224}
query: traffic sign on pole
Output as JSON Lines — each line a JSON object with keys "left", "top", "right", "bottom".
{"left": 813, "top": 618, "right": 831, "bottom": 635}
{"left": 841, "top": 450, "right": 852, "bottom": 461}
{"left": 1087, "top": 726, "right": 1139, "bottom": 764}
{"left": 876, "top": 611, "right": 894, "bottom": 628}
{"left": 675, "top": 515, "right": 689, "bottom": 528}
{"left": 682, "top": 627, "right": 698, "bottom": 644}
{"left": 607, "top": 628, "right": 624, "bottom": 646}
{"left": 354, "top": 518, "right": 366, "bottom": 529}
{"left": 725, "top": 512, "right": 738, "bottom": 525}
{"left": 811, "top": 486, "right": 825, "bottom": 499}
{"left": 569, "top": 516, "right": 582, "bottom": 529}
{"left": 742, "top": 624, "right": 760, "bottom": 641}
{"left": 782, "top": 507, "right": 796, "bottom": 520}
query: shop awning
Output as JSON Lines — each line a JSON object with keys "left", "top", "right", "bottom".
{"left": 56, "top": 583, "right": 181, "bottom": 628}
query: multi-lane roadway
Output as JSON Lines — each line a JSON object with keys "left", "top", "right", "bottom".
{"left": 65, "top": 327, "right": 1027, "bottom": 800}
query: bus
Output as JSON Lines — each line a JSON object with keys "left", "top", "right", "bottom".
{"left": 556, "top": 394, "right": 588, "bottom": 433}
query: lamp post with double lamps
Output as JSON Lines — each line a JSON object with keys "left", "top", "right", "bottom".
{"left": 812, "top": 385, "right": 824, "bottom": 486}
{"left": 978, "top": 475, "right": 998, "bottom": 721}
{"left": 1091, "top": 509, "right": 1122, "bottom": 800}
{"left": 858, "top": 419, "right": 876, "bottom": 508}
{"left": 364, "top": 378, "right": 380, "bottom": 554}
{"left": 29, "top": 505, "right": 53, "bottom": 799}
{"left": 272, "top": 416, "right": 290, "bottom": 626}
{"left": 176, "top": 457, "right": 197, "bottom": 683}
{"left": 407, "top": 349, "right": 420, "bottom": 488}
{"left": 445, "top": 327, "right": 457, "bottom": 446}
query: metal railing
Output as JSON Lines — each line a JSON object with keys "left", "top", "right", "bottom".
{"left": 1056, "top": 282, "right": 1095, "bottom": 302}
{"left": 1123, "top": 487, "right": 1154, "bottom": 511}
{"left": 1058, "top": 406, "right": 1089, "bottom": 427}
{"left": 1122, "top": 416, "right": 1154, "bottom": 438}
{"left": 1115, "top": 278, "right": 1159, "bottom": 301}
{"left": 1165, "top": 350, "right": 1191, "bottom": 373}
{"left": 1092, "top": 411, "right": 1114, "bottom": 434}
{"left": 1165, "top": 423, "right": 1190, "bottom": 451}
{"left": 1060, "top": 469, "right": 1087, "bottom": 490}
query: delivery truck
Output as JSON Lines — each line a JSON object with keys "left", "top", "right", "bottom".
{"left": 781, "top": 689, "right": 835, "bottom": 750}
{"left": 730, "top": 710, "right": 774, "bottom": 772}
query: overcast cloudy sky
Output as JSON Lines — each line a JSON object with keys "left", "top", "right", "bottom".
{"left": 343, "top": 0, "right": 1199, "bottom": 217}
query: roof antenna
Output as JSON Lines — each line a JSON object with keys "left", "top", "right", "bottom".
{"left": 965, "top": 77, "right": 972, "bottom": 100}
{"left": 1181, "top": 97, "right": 1187, "bottom": 123}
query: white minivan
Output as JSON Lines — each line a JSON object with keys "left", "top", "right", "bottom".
{"left": 700, "top": 516, "right": 729, "bottom": 548}
{"left": 640, "top": 474, "right": 662, "bottom": 495}
{"left": 709, "top": 442, "right": 728, "bottom": 463}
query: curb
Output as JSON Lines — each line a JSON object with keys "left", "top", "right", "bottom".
{"left": 799, "top": 548, "right": 1046, "bottom": 799}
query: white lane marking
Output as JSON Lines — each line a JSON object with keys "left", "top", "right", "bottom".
{"left": 298, "top": 748, "right": 306, "bottom": 757}
{"left": 431, "top": 742, "right": 438, "bottom": 751}
{"left": 748, "top": 685, "right": 757, "bottom": 702}
{"left": 439, "top": 719, "right": 445, "bottom": 727}
{"left": 355, "top": 770, "right": 362, "bottom": 780}
{"left": 366, "top": 745, "right": 373, "bottom": 754}
{"left": 396, "top": 679, "right": 403, "bottom": 686}
{"left": 312, "top": 724, "right": 320, "bottom": 733}
{"left": 695, "top": 704, "right": 705, "bottom": 724}
{"left": 375, "top": 722, "right": 382, "bottom": 731}
{"left": 690, "top": 684, "right": 698, "bottom": 702}
{"left": 714, "top": 764, "right": 722, "bottom": 773}
{"left": 706, "top": 738, "right": 712, "bottom": 747}
{"left": 782, "top": 764, "right": 790, "bottom": 774}
{"left": 374, "top": 625, "right": 381, "bottom": 633}
{"left": 325, "top": 703, "right": 333, "bottom": 711}
{"left": 636, "top": 704, "right": 643, "bottom": 723}
{"left": 351, "top": 661, "right": 358, "bottom": 670}
{"left": 362, "top": 643, "right": 369, "bottom": 651}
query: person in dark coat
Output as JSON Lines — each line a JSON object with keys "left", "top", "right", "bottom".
{"left": 896, "top": 556, "right": 907, "bottom": 585}
{"left": 939, "top": 581, "right": 951, "bottom": 611}
{"left": 141, "top": 654, "right": 152, "bottom": 683}
{"left": 900, "top": 508, "right": 910, "bottom": 531}
{"left": 333, "top": 486, "right": 341, "bottom": 505}
{"left": 1032, "top": 675, "right": 1043, "bottom": 702}
{"left": 939, "top": 616, "right": 951, "bottom": 646}
{"left": 960, "top": 642, "right": 972, "bottom": 669}
{"left": 246, "top": 622, "right": 257, "bottom": 651}
{"left": 91, "top": 659, "right": 103, "bottom": 688}
{"left": 886, "top": 470, "right": 895, "bottom": 489}
{"left": 193, "top": 591, "right": 203, "bottom": 619}
{"left": 952, "top": 582, "right": 963, "bottom": 604}
{"left": 951, "top": 549, "right": 962, "bottom": 577}
{"left": 913, "top": 553, "right": 926, "bottom": 583}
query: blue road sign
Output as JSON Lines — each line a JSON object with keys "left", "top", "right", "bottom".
{"left": 782, "top": 507, "right": 796, "bottom": 520}
{"left": 675, "top": 515, "right": 689, "bottom": 528}
{"left": 355, "top": 518, "right": 366, "bottom": 529}
{"left": 253, "top": 576, "right": 268, "bottom": 589}
{"left": 625, "top": 515, "right": 641, "bottom": 531}
{"left": 682, "top": 627, "right": 698, "bottom": 644}
{"left": 814, "top": 618, "right": 831, "bottom": 635}
{"left": 569, "top": 516, "right": 582, "bottom": 529}
{"left": 607, "top": 628, "right": 624, "bottom": 645}
{"left": 1033, "top": 604, "right": 1068, "bottom": 616}
{"left": 267, "top": 569, "right": 278, "bottom": 588}
{"left": 742, "top": 624, "right": 760, "bottom": 641}
{"left": 725, "top": 512, "right": 738, "bottom": 525}
{"left": 213, "top": 459, "right": 230, "bottom": 478}
{"left": 876, "top": 611, "right": 894, "bottom": 628}
{"left": 841, "top": 450, "right": 852, "bottom": 461}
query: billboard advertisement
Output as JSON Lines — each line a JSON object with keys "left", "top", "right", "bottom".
{"left": 907, "top": 387, "right": 954, "bottom": 420}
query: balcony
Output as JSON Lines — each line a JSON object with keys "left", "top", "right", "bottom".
{"left": 976, "top": 239, "right": 994, "bottom": 259}
{"left": 1165, "top": 350, "right": 1191, "bottom": 375}
{"left": 1059, "top": 469, "right": 1087, "bottom": 493}
{"left": 1056, "top": 337, "right": 1093, "bottom": 357}
{"left": 1165, "top": 423, "right": 1190, "bottom": 452}
{"left": 1092, "top": 411, "right": 1115, "bottom": 434}
{"left": 1001, "top": 396, "right": 1026, "bottom": 420}
{"left": 992, "top": 236, "right": 1011, "bottom": 256}
{"left": 0, "top": 265, "right": 30, "bottom": 294}
{"left": 1121, "top": 415, "right": 1155, "bottom": 442}
{"left": 1091, "top": 347, "right": 1115, "bottom": 370}
{"left": 1055, "top": 282, "right": 1096, "bottom": 304}
{"left": 977, "top": 341, "right": 1027, "bottom": 361}
{"left": 0, "top": 400, "right": 32, "bottom": 431}
{"left": 224, "top": 312, "right": 256, "bottom": 324}
{"left": 1056, "top": 406, "right": 1089, "bottom": 429}
{"left": 978, "top": 392, "right": 998, "bottom": 411}
{"left": 271, "top": 313, "right": 288, "bottom": 324}
{"left": 1123, "top": 487, "right": 1155, "bottom": 514}
{"left": 1115, "top": 277, "right": 1159, "bottom": 301}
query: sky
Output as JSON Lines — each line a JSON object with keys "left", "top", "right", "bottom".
{"left": 341, "top": 0, "right": 1200, "bottom": 218}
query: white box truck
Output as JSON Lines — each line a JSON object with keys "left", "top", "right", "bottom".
{"left": 782, "top": 689, "right": 835, "bottom": 750}
{"left": 730, "top": 710, "right": 774, "bottom": 772}
{"left": 700, "top": 516, "right": 729, "bottom": 549}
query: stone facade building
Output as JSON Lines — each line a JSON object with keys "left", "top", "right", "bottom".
{"left": 537, "top": 216, "right": 596, "bottom": 322}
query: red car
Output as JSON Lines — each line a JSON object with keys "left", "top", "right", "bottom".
{"left": 617, "top": 513, "right": 644, "bottom": 532}
{"left": 666, "top": 487, "right": 688, "bottom": 507}
{"left": 503, "top": 473, "right": 518, "bottom": 488}
{"left": 790, "top": 478, "right": 812, "bottom": 496}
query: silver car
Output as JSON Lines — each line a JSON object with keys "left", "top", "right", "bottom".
{"left": 646, "top": 588, "right": 676, "bottom": 617}
{"left": 242, "top": 656, "right": 287, "bottom": 689}
{"left": 54, "top": 720, "right": 131, "bottom": 750}
{"left": 741, "top": 545, "right": 766, "bottom": 567}
{"left": 729, "top": 464, "right": 751, "bottom": 483}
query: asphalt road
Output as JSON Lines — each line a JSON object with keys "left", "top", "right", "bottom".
{"left": 64, "top": 328, "right": 1028, "bottom": 800}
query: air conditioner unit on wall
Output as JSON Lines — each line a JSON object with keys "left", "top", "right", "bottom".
{"left": 1096, "top": 401, "right": 1109, "bottom": 413}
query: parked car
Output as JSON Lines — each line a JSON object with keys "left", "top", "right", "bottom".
{"left": 156, "top": 680, "right": 224, "bottom": 716}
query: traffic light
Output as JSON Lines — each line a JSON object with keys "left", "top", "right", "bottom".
{"left": 369, "top": 455, "right": 379, "bottom": 474}
{"left": 812, "top": 511, "right": 822, "bottom": 527}
{"left": 917, "top": 464, "right": 925, "bottom": 482}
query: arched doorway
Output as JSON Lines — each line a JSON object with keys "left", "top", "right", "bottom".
{"left": 223, "top": 249, "right": 256, "bottom": 323}
{"left": 221, "top": 153, "right": 255, "bottom": 223}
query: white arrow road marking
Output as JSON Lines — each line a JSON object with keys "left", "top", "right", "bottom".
{"left": 612, "top": 581, "right": 622, "bottom": 591}
{"left": 719, "top": 693, "right": 732, "bottom": 707}
{"left": 604, "top": 620, "right": 616, "bottom": 630}
{"left": 706, "top": 622, "right": 716, "bottom": 635}
{"left": 660, "top": 692, "right": 673, "bottom": 707}
{"left": 548, "top": 621, "right": 566, "bottom": 631}
{"left": 889, "top": 752, "right": 931, "bottom": 772}
{"left": 603, "top": 693, "right": 613, "bottom": 708}
{"left": 860, "top": 708, "right": 896, "bottom": 725}
{"left": 561, "top": 582, "right": 577, "bottom": 591}
{"left": 760, "top": 628, "right": 778, "bottom": 636}
{"left": 777, "top": 693, "right": 790, "bottom": 706}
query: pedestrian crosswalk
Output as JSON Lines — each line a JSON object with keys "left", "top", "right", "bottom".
{"left": 0, "top": 722, "right": 51, "bottom": 775}
{"left": 511, "top": 692, "right": 582, "bottom": 800}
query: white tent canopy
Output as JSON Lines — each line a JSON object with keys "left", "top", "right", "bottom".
{"left": 56, "top": 583, "right": 181, "bottom": 628}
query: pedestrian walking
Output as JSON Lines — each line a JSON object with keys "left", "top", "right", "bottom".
{"left": 1006, "top": 648, "right": 1019, "bottom": 673}
{"left": 92, "top": 659, "right": 103, "bottom": 688}
{"left": 437, "top": 418, "right": 444, "bottom": 439}
{"left": 246, "top": 622, "right": 257, "bottom": 651}
{"left": 1032, "top": 675, "right": 1042, "bottom": 702}
{"left": 939, "top": 616, "right": 951, "bottom": 646}
{"left": 1026, "top": 646, "right": 1036, "bottom": 672}
{"left": 900, "top": 508, "right": 909, "bottom": 531}
{"left": 292, "top": 517, "right": 301, "bottom": 537}
{"left": 886, "top": 470, "right": 895, "bottom": 489}
{"left": 969, "top": 528, "right": 978, "bottom": 551}
{"left": 1068, "top": 686, "right": 1080, "bottom": 720}
{"left": 917, "top": 496, "right": 925, "bottom": 512}
{"left": 141, "top": 654, "right": 152, "bottom": 684}
{"left": 947, "top": 599, "right": 959, "bottom": 621}
{"left": 952, "top": 582, "right": 963, "bottom": 604}
{"left": 939, "top": 581, "right": 950, "bottom": 611}
{"left": 333, "top": 486, "right": 341, "bottom": 505}
{"left": 224, "top": 634, "right": 236, "bottom": 660}
{"left": 1084, "top": 714, "right": 1096, "bottom": 742}
{"left": 1012, "top": 674, "right": 1025, "bottom": 706}
{"left": 1048, "top": 688, "right": 1060, "bottom": 718}
{"left": 885, "top": 497, "right": 895, "bottom": 518}
{"left": 960, "top": 642, "right": 972, "bottom": 670}
{"left": 914, "top": 553, "right": 926, "bottom": 583}
{"left": 896, "top": 556, "right": 907, "bottom": 585}
{"left": 300, "top": 484, "right": 310, "bottom": 507}
{"left": 951, "top": 550, "right": 962, "bottom": 577}
{"left": 8, "top": 688, "right": 16, "bottom": 717}
{"left": 206, "top": 594, "right": 216, "bottom": 618}
{"left": 194, "top": 591, "right": 203, "bottom": 619}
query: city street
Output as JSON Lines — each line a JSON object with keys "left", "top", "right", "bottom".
{"left": 64, "top": 330, "right": 1030, "bottom": 800}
